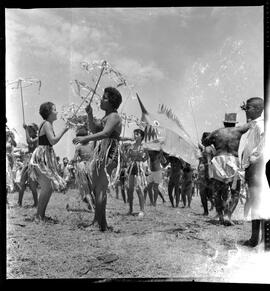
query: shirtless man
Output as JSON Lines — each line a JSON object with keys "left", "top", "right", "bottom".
{"left": 203, "top": 113, "right": 250, "bottom": 225}
{"left": 146, "top": 150, "right": 166, "bottom": 207}
{"left": 162, "top": 154, "right": 183, "bottom": 208}
{"left": 17, "top": 123, "right": 39, "bottom": 207}
{"left": 198, "top": 132, "right": 215, "bottom": 215}
{"left": 181, "top": 162, "right": 193, "bottom": 208}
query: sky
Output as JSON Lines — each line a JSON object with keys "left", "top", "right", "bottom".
{"left": 5, "top": 7, "right": 266, "bottom": 160}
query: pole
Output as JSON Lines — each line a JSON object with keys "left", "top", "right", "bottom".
{"left": 122, "top": 115, "right": 127, "bottom": 138}
{"left": 72, "top": 61, "right": 107, "bottom": 118}
{"left": 189, "top": 98, "right": 199, "bottom": 144}
{"left": 19, "top": 80, "right": 25, "bottom": 124}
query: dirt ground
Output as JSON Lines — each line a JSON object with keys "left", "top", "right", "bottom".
{"left": 6, "top": 188, "right": 270, "bottom": 282}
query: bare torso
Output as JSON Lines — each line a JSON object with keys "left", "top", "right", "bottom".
{"left": 204, "top": 127, "right": 246, "bottom": 157}
{"left": 148, "top": 151, "right": 162, "bottom": 172}
{"left": 78, "top": 143, "right": 95, "bottom": 161}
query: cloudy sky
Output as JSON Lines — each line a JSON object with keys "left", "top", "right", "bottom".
{"left": 6, "top": 7, "right": 265, "bottom": 160}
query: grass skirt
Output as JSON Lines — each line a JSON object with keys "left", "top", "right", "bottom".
{"left": 29, "top": 145, "right": 66, "bottom": 191}
{"left": 91, "top": 138, "right": 120, "bottom": 188}
{"left": 75, "top": 160, "right": 95, "bottom": 205}
{"left": 126, "top": 161, "right": 147, "bottom": 189}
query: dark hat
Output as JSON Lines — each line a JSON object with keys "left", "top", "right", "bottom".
{"left": 223, "top": 113, "right": 238, "bottom": 124}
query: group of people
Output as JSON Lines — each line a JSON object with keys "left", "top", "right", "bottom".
{"left": 6, "top": 87, "right": 268, "bottom": 248}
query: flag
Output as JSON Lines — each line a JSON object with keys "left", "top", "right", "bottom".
{"left": 137, "top": 93, "right": 200, "bottom": 168}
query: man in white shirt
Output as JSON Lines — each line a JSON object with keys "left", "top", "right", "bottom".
{"left": 240, "top": 97, "right": 265, "bottom": 247}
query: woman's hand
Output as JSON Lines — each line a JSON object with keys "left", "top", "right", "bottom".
{"left": 73, "top": 136, "right": 86, "bottom": 145}
{"left": 62, "top": 125, "right": 69, "bottom": 135}
{"left": 64, "top": 121, "right": 72, "bottom": 131}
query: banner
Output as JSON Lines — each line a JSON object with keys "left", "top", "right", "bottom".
{"left": 137, "top": 94, "right": 200, "bottom": 168}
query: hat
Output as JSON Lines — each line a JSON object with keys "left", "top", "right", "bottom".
{"left": 223, "top": 113, "right": 238, "bottom": 124}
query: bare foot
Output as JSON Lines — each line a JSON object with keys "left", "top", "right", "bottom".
{"left": 100, "top": 225, "right": 114, "bottom": 232}
{"left": 138, "top": 211, "right": 144, "bottom": 218}
{"left": 224, "top": 219, "right": 235, "bottom": 226}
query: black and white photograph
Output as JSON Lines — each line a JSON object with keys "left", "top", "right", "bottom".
{"left": 5, "top": 6, "right": 270, "bottom": 282}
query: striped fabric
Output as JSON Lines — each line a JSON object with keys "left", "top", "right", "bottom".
{"left": 75, "top": 160, "right": 95, "bottom": 207}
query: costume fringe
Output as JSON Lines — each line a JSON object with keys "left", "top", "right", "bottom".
{"left": 28, "top": 145, "right": 66, "bottom": 191}
{"left": 75, "top": 160, "right": 95, "bottom": 207}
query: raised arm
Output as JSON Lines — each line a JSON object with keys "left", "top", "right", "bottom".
{"left": 202, "top": 131, "right": 215, "bottom": 147}
{"left": 237, "top": 121, "right": 252, "bottom": 134}
{"left": 43, "top": 122, "right": 69, "bottom": 146}
{"left": 85, "top": 103, "right": 103, "bottom": 133}
{"left": 23, "top": 124, "right": 38, "bottom": 145}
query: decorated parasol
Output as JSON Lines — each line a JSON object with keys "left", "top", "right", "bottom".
{"left": 6, "top": 78, "right": 41, "bottom": 124}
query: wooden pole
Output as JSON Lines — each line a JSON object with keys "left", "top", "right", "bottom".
{"left": 19, "top": 80, "right": 25, "bottom": 124}
{"left": 72, "top": 61, "right": 107, "bottom": 118}
{"left": 189, "top": 99, "right": 199, "bottom": 144}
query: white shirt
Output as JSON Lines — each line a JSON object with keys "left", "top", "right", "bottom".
{"left": 239, "top": 115, "right": 264, "bottom": 169}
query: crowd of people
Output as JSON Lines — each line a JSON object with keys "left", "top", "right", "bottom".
{"left": 6, "top": 87, "right": 269, "bottom": 248}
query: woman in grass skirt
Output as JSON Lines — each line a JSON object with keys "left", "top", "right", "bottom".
{"left": 73, "top": 87, "right": 123, "bottom": 231}
{"left": 29, "top": 102, "right": 69, "bottom": 221}
{"left": 126, "top": 128, "right": 148, "bottom": 217}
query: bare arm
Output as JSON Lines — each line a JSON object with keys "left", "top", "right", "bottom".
{"left": 73, "top": 113, "right": 120, "bottom": 144}
{"left": 202, "top": 131, "right": 215, "bottom": 147}
{"left": 120, "top": 137, "right": 134, "bottom": 142}
{"left": 237, "top": 121, "right": 252, "bottom": 134}
{"left": 85, "top": 104, "right": 101, "bottom": 133}
{"left": 43, "top": 122, "right": 69, "bottom": 146}
{"left": 23, "top": 124, "right": 38, "bottom": 145}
